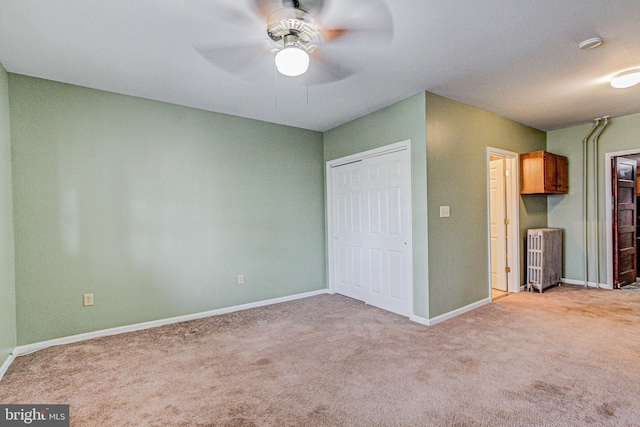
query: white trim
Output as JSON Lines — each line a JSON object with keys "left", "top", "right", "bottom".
{"left": 13, "top": 289, "right": 329, "bottom": 357}
{"left": 326, "top": 161, "right": 335, "bottom": 294}
{"left": 411, "top": 298, "right": 491, "bottom": 326}
{"left": 486, "top": 148, "right": 521, "bottom": 296}
{"left": 605, "top": 149, "right": 640, "bottom": 289}
{"left": 0, "top": 352, "right": 16, "bottom": 380}
{"left": 410, "top": 314, "right": 431, "bottom": 326}
{"left": 562, "top": 278, "right": 612, "bottom": 289}
{"left": 326, "top": 140, "right": 414, "bottom": 318}
{"left": 5, "top": 289, "right": 491, "bottom": 374}
{"left": 328, "top": 140, "right": 409, "bottom": 168}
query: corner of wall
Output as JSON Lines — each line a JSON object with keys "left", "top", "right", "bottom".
{"left": 323, "top": 92, "right": 429, "bottom": 319}
{"left": 0, "top": 63, "right": 18, "bottom": 372}
{"left": 424, "top": 92, "right": 546, "bottom": 318}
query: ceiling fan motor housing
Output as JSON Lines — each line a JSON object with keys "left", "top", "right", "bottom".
{"left": 267, "top": 8, "right": 321, "bottom": 49}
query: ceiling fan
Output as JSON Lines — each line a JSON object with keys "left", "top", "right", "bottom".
{"left": 193, "top": 0, "right": 393, "bottom": 85}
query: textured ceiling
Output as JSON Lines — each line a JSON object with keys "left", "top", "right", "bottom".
{"left": 1, "top": 0, "right": 639, "bottom": 132}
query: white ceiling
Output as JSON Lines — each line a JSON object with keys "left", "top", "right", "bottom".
{"left": 1, "top": 0, "right": 639, "bottom": 132}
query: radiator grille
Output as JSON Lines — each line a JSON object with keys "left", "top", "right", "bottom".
{"left": 527, "top": 228, "right": 562, "bottom": 292}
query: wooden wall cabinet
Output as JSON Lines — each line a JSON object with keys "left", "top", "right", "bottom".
{"left": 520, "top": 150, "right": 568, "bottom": 194}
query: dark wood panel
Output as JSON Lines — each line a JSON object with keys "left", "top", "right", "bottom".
{"left": 613, "top": 157, "right": 637, "bottom": 287}
{"left": 556, "top": 155, "right": 568, "bottom": 193}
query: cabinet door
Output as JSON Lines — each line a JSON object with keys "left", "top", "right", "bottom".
{"left": 544, "top": 153, "right": 557, "bottom": 192}
{"left": 555, "top": 155, "right": 568, "bottom": 193}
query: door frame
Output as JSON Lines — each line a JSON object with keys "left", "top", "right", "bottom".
{"left": 486, "top": 148, "right": 521, "bottom": 295}
{"left": 605, "top": 149, "right": 640, "bottom": 289}
{"left": 326, "top": 139, "right": 414, "bottom": 316}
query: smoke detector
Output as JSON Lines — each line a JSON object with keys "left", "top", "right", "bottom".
{"left": 579, "top": 37, "right": 603, "bottom": 50}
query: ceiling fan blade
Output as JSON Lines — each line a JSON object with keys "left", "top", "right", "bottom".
{"left": 251, "top": 0, "right": 328, "bottom": 18}
{"left": 185, "top": 0, "right": 263, "bottom": 28}
{"left": 195, "top": 42, "right": 274, "bottom": 80}
{"left": 318, "top": 0, "right": 393, "bottom": 45}
{"left": 250, "top": 0, "right": 281, "bottom": 19}
{"left": 322, "top": 27, "right": 393, "bottom": 46}
{"left": 305, "top": 48, "right": 356, "bottom": 85}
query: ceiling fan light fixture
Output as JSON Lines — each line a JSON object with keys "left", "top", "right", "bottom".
{"left": 275, "top": 46, "right": 309, "bottom": 77}
{"left": 611, "top": 69, "right": 640, "bottom": 89}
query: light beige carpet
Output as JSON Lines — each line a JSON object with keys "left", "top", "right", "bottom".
{"left": 1, "top": 285, "right": 640, "bottom": 426}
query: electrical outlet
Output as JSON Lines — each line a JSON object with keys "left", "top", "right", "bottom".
{"left": 83, "top": 293, "right": 94, "bottom": 307}
{"left": 238, "top": 274, "right": 244, "bottom": 285}
{"left": 439, "top": 206, "right": 450, "bottom": 218}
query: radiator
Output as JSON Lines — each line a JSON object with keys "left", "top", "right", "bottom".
{"left": 527, "top": 228, "right": 562, "bottom": 293}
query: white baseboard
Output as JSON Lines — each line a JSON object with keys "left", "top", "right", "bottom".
{"left": 0, "top": 351, "right": 16, "bottom": 380}
{"left": 3, "top": 290, "right": 497, "bottom": 375}
{"left": 410, "top": 314, "right": 430, "bottom": 326}
{"left": 562, "top": 278, "right": 612, "bottom": 290}
{"left": 410, "top": 298, "right": 491, "bottom": 327}
{"left": 13, "top": 289, "right": 329, "bottom": 357}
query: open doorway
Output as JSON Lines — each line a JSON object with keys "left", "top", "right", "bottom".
{"left": 486, "top": 148, "right": 520, "bottom": 300}
{"left": 606, "top": 151, "right": 640, "bottom": 288}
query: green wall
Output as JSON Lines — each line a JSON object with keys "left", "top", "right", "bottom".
{"left": 425, "top": 93, "right": 547, "bottom": 317}
{"left": 4, "top": 74, "right": 560, "bottom": 347}
{"left": 548, "top": 113, "right": 640, "bottom": 285}
{"left": 9, "top": 75, "right": 325, "bottom": 345}
{"left": 0, "top": 66, "right": 17, "bottom": 365}
{"left": 323, "top": 91, "right": 548, "bottom": 320}
{"left": 323, "top": 92, "right": 430, "bottom": 317}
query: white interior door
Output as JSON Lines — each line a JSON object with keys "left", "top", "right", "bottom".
{"left": 489, "top": 158, "right": 508, "bottom": 291}
{"left": 330, "top": 143, "right": 413, "bottom": 317}
{"left": 334, "top": 160, "right": 367, "bottom": 302}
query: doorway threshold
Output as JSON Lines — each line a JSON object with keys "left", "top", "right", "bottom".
{"left": 491, "top": 289, "right": 511, "bottom": 301}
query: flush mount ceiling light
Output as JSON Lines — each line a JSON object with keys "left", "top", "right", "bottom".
{"left": 611, "top": 69, "right": 640, "bottom": 89}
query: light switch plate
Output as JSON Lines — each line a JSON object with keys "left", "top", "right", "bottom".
{"left": 83, "top": 293, "right": 94, "bottom": 307}
{"left": 440, "top": 206, "right": 450, "bottom": 218}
